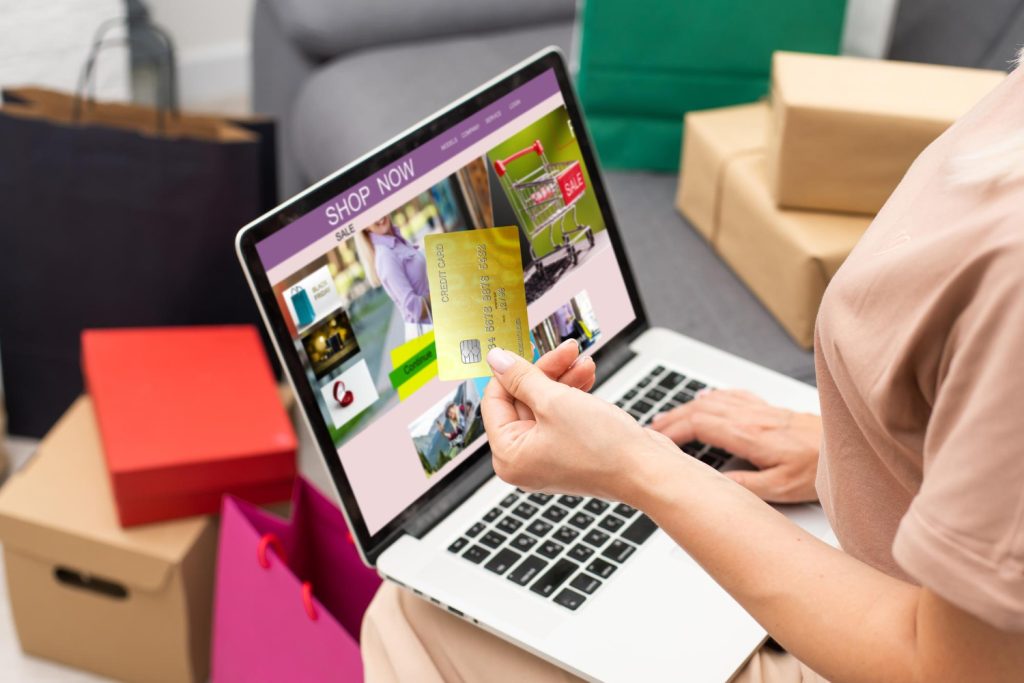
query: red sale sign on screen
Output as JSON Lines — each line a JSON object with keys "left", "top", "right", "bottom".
{"left": 557, "top": 161, "right": 585, "bottom": 205}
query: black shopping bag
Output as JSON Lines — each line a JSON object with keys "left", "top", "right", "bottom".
{"left": 0, "top": 87, "right": 277, "bottom": 436}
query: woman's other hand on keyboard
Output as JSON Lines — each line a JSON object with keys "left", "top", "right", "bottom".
{"left": 650, "top": 389, "right": 821, "bottom": 503}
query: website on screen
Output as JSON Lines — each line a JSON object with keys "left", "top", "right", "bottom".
{"left": 256, "top": 70, "right": 636, "bottom": 534}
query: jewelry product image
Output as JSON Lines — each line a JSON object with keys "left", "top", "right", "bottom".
{"left": 333, "top": 380, "right": 354, "bottom": 408}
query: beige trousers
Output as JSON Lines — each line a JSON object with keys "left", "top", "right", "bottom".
{"left": 362, "top": 583, "right": 827, "bottom": 682}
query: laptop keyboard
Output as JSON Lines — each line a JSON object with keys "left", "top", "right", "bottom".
{"left": 614, "top": 364, "right": 735, "bottom": 470}
{"left": 448, "top": 364, "right": 733, "bottom": 611}
{"left": 449, "top": 490, "right": 657, "bottom": 611}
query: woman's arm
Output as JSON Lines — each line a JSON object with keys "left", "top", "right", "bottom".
{"left": 482, "top": 348, "right": 1024, "bottom": 683}
{"left": 629, "top": 450, "right": 1024, "bottom": 683}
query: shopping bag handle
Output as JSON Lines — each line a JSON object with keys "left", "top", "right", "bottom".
{"left": 493, "top": 139, "right": 544, "bottom": 177}
{"left": 72, "top": 16, "right": 179, "bottom": 131}
{"left": 257, "top": 533, "right": 319, "bottom": 621}
{"left": 257, "top": 533, "right": 287, "bottom": 569}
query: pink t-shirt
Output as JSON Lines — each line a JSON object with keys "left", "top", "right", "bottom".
{"left": 815, "top": 66, "right": 1024, "bottom": 632}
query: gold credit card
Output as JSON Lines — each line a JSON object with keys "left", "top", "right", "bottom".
{"left": 425, "top": 226, "right": 529, "bottom": 380}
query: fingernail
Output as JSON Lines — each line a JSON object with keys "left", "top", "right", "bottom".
{"left": 487, "top": 347, "right": 516, "bottom": 373}
{"left": 650, "top": 412, "right": 664, "bottom": 423}
{"left": 569, "top": 353, "right": 590, "bottom": 369}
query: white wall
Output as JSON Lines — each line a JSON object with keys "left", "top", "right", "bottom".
{"left": 0, "top": 0, "right": 129, "bottom": 100}
{"left": 145, "top": 0, "right": 254, "bottom": 113}
{"left": 0, "top": 0, "right": 255, "bottom": 111}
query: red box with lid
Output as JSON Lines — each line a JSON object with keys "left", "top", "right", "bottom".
{"left": 81, "top": 326, "right": 297, "bottom": 526}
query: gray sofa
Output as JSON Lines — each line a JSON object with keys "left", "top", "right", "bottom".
{"left": 251, "top": 0, "right": 1024, "bottom": 385}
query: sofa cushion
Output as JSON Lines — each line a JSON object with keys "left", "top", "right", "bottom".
{"left": 290, "top": 22, "right": 573, "bottom": 183}
{"left": 267, "top": 0, "right": 575, "bottom": 61}
{"left": 888, "top": 0, "right": 1024, "bottom": 69}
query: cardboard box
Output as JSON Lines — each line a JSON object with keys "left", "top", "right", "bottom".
{"left": 0, "top": 397, "right": 217, "bottom": 682}
{"left": 677, "top": 103, "right": 871, "bottom": 348}
{"left": 718, "top": 156, "right": 872, "bottom": 347}
{"left": 575, "top": 1, "right": 846, "bottom": 170}
{"left": 82, "top": 326, "right": 297, "bottom": 526}
{"left": 768, "top": 52, "right": 1004, "bottom": 214}
{"left": 676, "top": 102, "right": 770, "bottom": 241}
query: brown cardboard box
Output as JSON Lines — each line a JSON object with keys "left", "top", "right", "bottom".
{"left": 0, "top": 397, "right": 217, "bottom": 683}
{"left": 676, "top": 102, "right": 769, "bottom": 240}
{"left": 718, "top": 156, "right": 871, "bottom": 347}
{"left": 677, "top": 102, "right": 872, "bottom": 348}
{"left": 768, "top": 51, "right": 1004, "bottom": 215}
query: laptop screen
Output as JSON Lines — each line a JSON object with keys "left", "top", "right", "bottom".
{"left": 255, "top": 68, "right": 637, "bottom": 535}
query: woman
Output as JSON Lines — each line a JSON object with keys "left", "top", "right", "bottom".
{"left": 437, "top": 402, "right": 467, "bottom": 448}
{"left": 362, "top": 62, "right": 1024, "bottom": 681}
{"left": 355, "top": 215, "right": 432, "bottom": 340}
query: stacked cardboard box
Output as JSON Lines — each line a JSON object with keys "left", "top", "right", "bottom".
{"left": 0, "top": 397, "right": 218, "bottom": 683}
{"left": 676, "top": 52, "right": 1004, "bottom": 348}
{"left": 0, "top": 325, "right": 297, "bottom": 681}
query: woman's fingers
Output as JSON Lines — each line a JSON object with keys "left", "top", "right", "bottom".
{"left": 529, "top": 338, "right": 596, "bottom": 391}
{"left": 725, "top": 464, "right": 817, "bottom": 504}
{"left": 653, "top": 414, "right": 696, "bottom": 444}
{"left": 486, "top": 347, "right": 561, "bottom": 412}
{"left": 485, "top": 339, "right": 575, "bottom": 422}
{"left": 481, "top": 364, "right": 523, "bottom": 435}
{"left": 690, "top": 413, "right": 774, "bottom": 463}
{"left": 535, "top": 340, "right": 596, "bottom": 389}
{"left": 504, "top": 340, "right": 582, "bottom": 420}
{"left": 557, "top": 354, "right": 596, "bottom": 391}
{"left": 651, "top": 389, "right": 775, "bottom": 441}
{"left": 535, "top": 339, "right": 580, "bottom": 379}
{"left": 657, "top": 411, "right": 767, "bottom": 463}
{"left": 650, "top": 394, "right": 724, "bottom": 428}
{"left": 724, "top": 468, "right": 781, "bottom": 501}
{"left": 482, "top": 347, "right": 575, "bottom": 485}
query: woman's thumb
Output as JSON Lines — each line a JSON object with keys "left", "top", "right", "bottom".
{"left": 486, "top": 348, "right": 552, "bottom": 407}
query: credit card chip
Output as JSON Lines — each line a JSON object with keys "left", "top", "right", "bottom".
{"left": 460, "top": 339, "right": 482, "bottom": 364}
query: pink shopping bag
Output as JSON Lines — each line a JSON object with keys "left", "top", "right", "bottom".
{"left": 211, "top": 477, "right": 381, "bottom": 682}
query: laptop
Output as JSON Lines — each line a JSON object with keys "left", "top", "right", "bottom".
{"left": 236, "top": 48, "right": 833, "bottom": 683}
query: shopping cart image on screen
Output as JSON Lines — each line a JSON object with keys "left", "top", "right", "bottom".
{"left": 493, "top": 140, "right": 595, "bottom": 302}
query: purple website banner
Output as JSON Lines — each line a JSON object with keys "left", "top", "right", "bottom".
{"left": 256, "top": 69, "right": 560, "bottom": 270}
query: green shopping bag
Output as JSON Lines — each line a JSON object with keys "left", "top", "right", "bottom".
{"left": 575, "top": 0, "right": 847, "bottom": 171}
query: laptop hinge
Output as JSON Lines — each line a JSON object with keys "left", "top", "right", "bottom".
{"left": 404, "top": 454, "right": 495, "bottom": 539}
{"left": 593, "top": 337, "right": 638, "bottom": 389}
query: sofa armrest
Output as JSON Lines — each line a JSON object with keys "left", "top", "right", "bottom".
{"left": 264, "top": 0, "right": 575, "bottom": 61}
{"left": 252, "top": 0, "right": 321, "bottom": 197}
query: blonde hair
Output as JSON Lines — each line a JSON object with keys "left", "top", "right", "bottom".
{"left": 948, "top": 45, "right": 1024, "bottom": 187}
{"left": 354, "top": 230, "right": 381, "bottom": 287}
